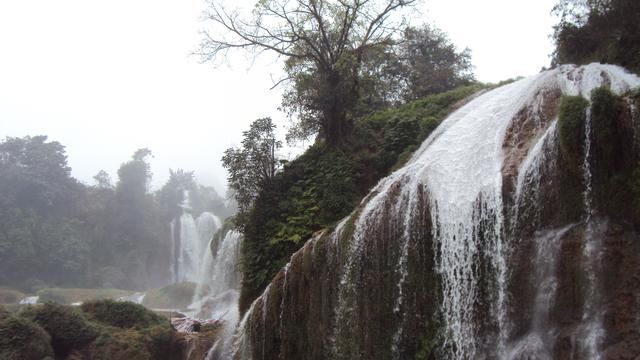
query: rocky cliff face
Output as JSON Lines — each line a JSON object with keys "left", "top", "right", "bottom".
{"left": 231, "top": 64, "right": 640, "bottom": 360}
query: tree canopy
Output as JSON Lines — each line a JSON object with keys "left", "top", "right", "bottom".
{"left": 199, "top": 0, "right": 418, "bottom": 145}
{"left": 222, "top": 117, "right": 282, "bottom": 228}
{"left": 552, "top": 0, "right": 640, "bottom": 72}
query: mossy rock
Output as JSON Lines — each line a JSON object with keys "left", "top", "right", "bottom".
{"left": 0, "top": 288, "right": 26, "bottom": 304}
{"left": 0, "top": 315, "right": 54, "bottom": 360}
{"left": 83, "top": 324, "right": 174, "bottom": 360}
{"left": 81, "top": 299, "right": 165, "bottom": 329}
{"left": 142, "top": 282, "right": 196, "bottom": 309}
{"left": 20, "top": 303, "right": 98, "bottom": 355}
{"left": 558, "top": 95, "right": 589, "bottom": 166}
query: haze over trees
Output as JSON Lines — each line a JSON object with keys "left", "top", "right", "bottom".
{"left": 0, "top": 136, "right": 230, "bottom": 292}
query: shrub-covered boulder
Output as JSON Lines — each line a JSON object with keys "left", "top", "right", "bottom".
{"left": 0, "top": 315, "right": 54, "bottom": 360}
{"left": 81, "top": 299, "right": 165, "bottom": 329}
{"left": 20, "top": 303, "right": 98, "bottom": 356}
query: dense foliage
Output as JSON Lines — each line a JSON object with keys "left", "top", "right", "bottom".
{"left": 238, "top": 84, "right": 486, "bottom": 311}
{"left": 222, "top": 117, "right": 282, "bottom": 228}
{"left": 0, "top": 136, "right": 230, "bottom": 292}
{"left": 0, "top": 301, "right": 179, "bottom": 360}
{"left": 81, "top": 299, "right": 165, "bottom": 329}
{"left": 200, "top": 0, "right": 473, "bottom": 146}
{"left": 552, "top": 0, "right": 640, "bottom": 73}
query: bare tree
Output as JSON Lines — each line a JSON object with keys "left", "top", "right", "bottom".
{"left": 198, "top": 0, "right": 418, "bottom": 145}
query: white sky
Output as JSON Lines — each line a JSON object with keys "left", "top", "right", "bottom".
{"left": 0, "top": 0, "right": 558, "bottom": 193}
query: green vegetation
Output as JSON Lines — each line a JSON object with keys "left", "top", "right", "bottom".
{"left": 36, "top": 288, "right": 132, "bottom": 305}
{"left": 21, "top": 302, "right": 98, "bottom": 355}
{"left": 239, "top": 83, "right": 487, "bottom": 311}
{"left": 552, "top": 0, "right": 640, "bottom": 73}
{"left": 0, "top": 136, "right": 232, "bottom": 291}
{"left": 0, "top": 314, "right": 53, "bottom": 360}
{"left": 558, "top": 95, "right": 589, "bottom": 165}
{"left": 81, "top": 299, "right": 165, "bottom": 329}
{"left": 0, "top": 300, "right": 179, "bottom": 360}
{"left": 142, "top": 282, "right": 196, "bottom": 309}
{"left": 222, "top": 118, "right": 282, "bottom": 227}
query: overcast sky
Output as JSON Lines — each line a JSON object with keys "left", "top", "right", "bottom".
{"left": 0, "top": 0, "right": 558, "bottom": 194}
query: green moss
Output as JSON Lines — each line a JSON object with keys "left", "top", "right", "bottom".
{"left": 19, "top": 303, "right": 98, "bottom": 355}
{"left": 142, "top": 282, "right": 196, "bottom": 309}
{"left": 558, "top": 95, "right": 589, "bottom": 165}
{"left": 81, "top": 299, "right": 165, "bottom": 329}
{"left": 0, "top": 315, "right": 54, "bottom": 360}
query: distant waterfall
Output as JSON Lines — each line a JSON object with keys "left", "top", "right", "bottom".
{"left": 170, "top": 192, "right": 222, "bottom": 284}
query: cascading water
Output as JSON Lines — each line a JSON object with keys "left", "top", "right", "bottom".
{"left": 232, "top": 64, "right": 640, "bottom": 360}
{"left": 171, "top": 213, "right": 202, "bottom": 283}
{"left": 170, "top": 191, "right": 222, "bottom": 284}
{"left": 189, "top": 229, "right": 243, "bottom": 359}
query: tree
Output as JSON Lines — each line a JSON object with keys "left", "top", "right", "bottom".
{"left": 222, "top": 117, "right": 282, "bottom": 227}
{"left": 157, "top": 169, "right": 197, "bottom": 221}
{"left": 93, "top": 170, "right": 113, "bottom": 189}
{"left": 198, "top": 0, "right": 418, "bottom": 145}
{"left": 552, "top": 0, "right": 640, "bottom": 72}
{"left": 396, "top": 25, "right": 474, "bottom": 100}
{"left": 0, "top": 136, "right": 87, "bottom": 287}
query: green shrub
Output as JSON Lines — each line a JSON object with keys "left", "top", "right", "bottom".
{"left": 142, "top": 282, "right": 196, "bottom": 309}
{"left": 0, "top": 315, "right": 54, "bottom": 360}
{"left": 20, "top": 303, "right": 98, "bottom": 354}
{"left": 81, "top": 299, "right": 165, "bottom": 329}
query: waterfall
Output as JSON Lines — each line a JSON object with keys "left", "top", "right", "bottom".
{"left": 169, "top": 190, "right": 222, "bottom": 284}
{"left": 191, "top": 229, "right": 243, "bottom": 359}
{"left": 232, "top": 64, "right": 640, "bottom": 360}
{"left": 171, "top": 213, "right": 202, "bottom": 283}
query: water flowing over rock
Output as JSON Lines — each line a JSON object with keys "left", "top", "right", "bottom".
{"left": 186, "top": 229, "right": 243, "bottom": 359}
{"left": 230, "top": 64, "right": 640, "bottom": 359}
{"left": 170, "top": 196, "right": 222, "bottom": 284}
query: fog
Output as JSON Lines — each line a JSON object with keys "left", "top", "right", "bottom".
{"left": 0, "top": 0, "right": 557, "bottom": 192}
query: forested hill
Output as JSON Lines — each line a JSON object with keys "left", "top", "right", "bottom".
{"left": 0, "top": 140, "right": 233, "bottom": 291}
{"left": 234, "top": 83, "right": 491, "bottom": 312}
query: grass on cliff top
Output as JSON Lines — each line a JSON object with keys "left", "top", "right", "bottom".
{"left": 36, "top": 287, "right": 132, "bottom": 304}
{"left": 82, "top": 299, "right": 165, "bottom": 329}
{"left": 142, "top": 282, "right": 196, "bottom": 310}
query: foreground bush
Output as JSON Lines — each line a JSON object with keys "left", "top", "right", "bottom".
{"left": 0, "top": 315, "right": 54, "bottom": 360}
{"left": 81, "top": 299, "right": 165, "bottom": 329}
{"left": 20, "top": 303, "right": 98, "bottom": 355}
